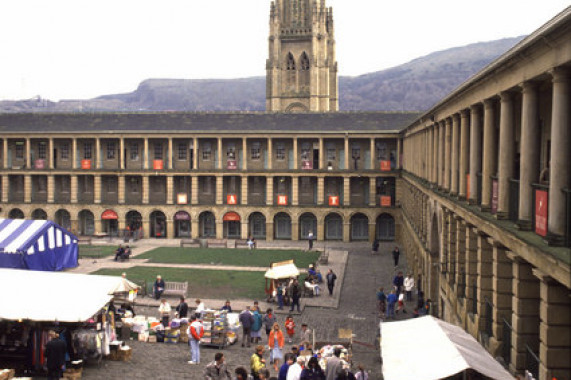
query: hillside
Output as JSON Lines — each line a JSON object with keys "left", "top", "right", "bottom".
{"left": 0, "top": 37, "right": 524, "bottom": 113}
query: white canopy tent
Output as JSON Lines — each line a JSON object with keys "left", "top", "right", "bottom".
{"left": 0, "top": 268, "right": 138, "bottom": 323}
{"left": 264, "top": 260, "right": 300, "bottom": 280}
{"left": 381, "top": 316, "right": 513, "bottom": 380}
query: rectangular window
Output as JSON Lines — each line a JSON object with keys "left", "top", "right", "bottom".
{"left": 130, "top": 143, "right": 139, "bottom": 160}
{"left": 37, "top": 176, "right": 47, "bottom": 192}
{"left": 178, "top": 143, "right": 187, "bottom": 160}
{"left": 251, "top": 142, "right": 261, "bottom": 160}
{"left": 352, "top": 146, "right": 361, "bottom": 160}
{"left": 376, "top": 142, "right": 387, "bottom": 160}
{"left": 301, "top": 143, "right": 311, "bottom": 161}
{"left": 154, "top": 143, "right": 163, "bottom": 160}
{"left": 15, "top": 144, "right": 24, "bottom": 159}
{"left": 129, "top": 177, "right": 140, "bottom": 193}
{"left": 107, "top": 142, "right": 116, "bottom": 159}
{"left": 61, "top": 177, "right": 70, "bottom": 193}
{"left": 327, "top": 147, "right": 336, "bottom": 161}
{"left": 202, "top": 142, "right": 212, "bottom": 160}
{"left": 83, "top": 143, "right": 92, "bottom": 159}
{"left": 227, "top": 143, "right": 236, "bottom": 160}
{"left": 300, "top": 177, "right": 312, "bottom": 195}
{"left": 252, "top": 177, "right": 262, "bottom": 195}
{"left": 38, "top": 143, "right": 47, "bottom": 160}
{"left": 202, "top": 177, "right": 212, "bottom": 194}
{"left": 276, "top": 143, "right": 285, "bottom": 161}
{"left": 61, "top": 143, "right": 69, "bottom": 160}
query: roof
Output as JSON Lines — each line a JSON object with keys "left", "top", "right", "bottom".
{"left": 381, "top": 316, "right": 513, "bottom": 380}
{"left": 0, "top": 111, "right": 420, "bottom": 134}
{"left": 265, "top": 260, "right": 300, "bottom": 279}
{"left": 0, "top": 218, "right": 75, "bottom": 254}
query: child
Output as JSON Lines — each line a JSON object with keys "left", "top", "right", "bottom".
{"left": 285, "top": 315, "right": 296, "bottom": 343}
{"left": 396, "top": 291, "right": 407, "bottom": 314}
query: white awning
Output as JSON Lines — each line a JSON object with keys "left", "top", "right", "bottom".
{"left": 0, "top": 268, "right": 136, "bottom": 322}
{"left": 381, "top": 316, "right": 513, "bottom": 380}
{"left": 264, "top": 260, "right": 300, "bottom": 280}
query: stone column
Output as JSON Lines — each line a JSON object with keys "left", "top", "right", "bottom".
{"left": 397, "top": 138, "right": 402, "bottom": 169}
{"left": 343, "top": 177, "right": 350, "bottom": 206}
{"left": 168, "top": 138, "right": 173, "bottom": 170}
{"left": 216, "top": 175, "right": 223, "bottom": 205}
{"left": 481, "top": 99, "right": 497, "bottom": 211}
{"left": 343, "top": 221, "right": 350, "bottom": 243}
{"left": 242, "top": 138, "right": 248, "bottom": 171}
{"left": 291, "top": 176, "right": 299, "bottom": 206}
{"left": 166, "top": 220, "right": 174, "bottom": 239}
{"left": 369, "top": 177, "right": 376, "bottom": 206}
{"left": 24, "top": 175, "right": 31, "bottom": 203}
{"left": 490, "top": 244, "right": 513, "bottom": 355}
{"left": 241, "top": 176, "right": 248, "bottom": 205}
{"left": 142, "top": 176, "right": 149, "bottom": 204}
{"left": 143, "top": 138, "right": 149, "bottom": 170}
{"left": 444, "top": 118, "right": 452, "bottom": 191}
{"left": 427, "top": 127, "right": 433, "bottom": 183}
{"left": 70, "top": 175, "right": 78, "bottom": 203}
{"left": 95, "top": 138, "right": 101, "bottom": 169}
{"left": 216, "top": 221, "right": 223, "bottom": 239}
{"left": 517, "top": 82, "right": 540, "bottom": 229}
{"left": 267, "top": 137, "right": 273, "bottom": 170}
{"left": 507, "top": 254, "right": 540, "bottom": 375}
{"left": 1, "top": 176, "right": 8, "bottom": 203}
{"left": 533, "top": 270, "right": 571, "bottom": 380}
{"left": 344, "top": 136, "right": 349, "bottom": 171}
{"left": 191, "top": 219, "right": 199, "bottom": 239}
{"left": 292, "top": 138, "right": 298, "bottom": 170}
{"left": 25, "top": 138, "right": 31, "bottom": 169}
{"left": 433, "top": 124, "right": 438, "bottom": 185}
{"left": 439, "top": 121, "right": 446, "bottom": 188}
{"left": 465, "top": 225, "right": 478, "bottom": 313}
{"left": 266, "top": 176, "right": 274, "bottom": 205}
{"left": 118, "top": 176, "right": 125, "bottom": 204}
{"left": 548, "top": 68, "right": 571, "bottom": 239}
{"left": 49, "top": 138, "right": 54, "bottom": 169}
{"left": 94, "top": 175, "right": 101, "bottom": 204}
{"left": 317, "top": 177, "right": 324, "bottom": 205}
{"left": 193, "top": 138, "right": 198, "bottom": 170}
{"left": 241, "top": 221, "right": 248, "bottom": 240}
{"left": 459, "top": 111, "right": 470, "bottom": 199}
{"left": 370, "top": 138, "right": 375, "bottom": 171}
{"left": 72, "top": 138, "right": 78, "bottom": 169}
{"left": 476, "top": 233, "right": 493, "bottom": 333}
{"left": 266, "top": 221, "right": 274, "bottom": 242}
{"left": 191, "top": 176, "right": 199, "bottom": 205}
{"left": 47, "top": 175, "right": 55, "bottom": 203}
{"left": 451, "top": 114, "right": 460, "bottom": 195}
{"left": 217, "top": 138, "right": 223, "bottom": 170}
{"left": 166, "top": 176, "right": 174, "bottom": 205}
{"left": 469, "top": 105, "right": 482, "bottom": 204}
{"left": 497, "top": 92, "right": 515, "bottom": 219}
{"left": 120, "top": 138, "right": 125, "bottom": 170}
{"left": 2, "top": 139, "right": 8, "bottom": 169}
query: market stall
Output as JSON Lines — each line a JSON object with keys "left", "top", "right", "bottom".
{"left": 264, "top": 260, "right": 300, "bottom": 302}
{"left": 381, "top": 316, "right": 514, "bottom": 380}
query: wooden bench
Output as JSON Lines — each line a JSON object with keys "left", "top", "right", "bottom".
{"left": 207, "top": 239, "right": 228, "bottom": 248}
{"left": 235, "top": 239, "right": 256, "bottom": 249}
{"left": 180, "top": 239, "right": 200, "bottom": 248}
{"left": 319, "top": 251, "right": 329, "bottom": 264}
{"left": 78, "top": 236, "right": 92, "bottom": 245}
{"left": 162, "top": 281, "right": 188, "bottom": 298}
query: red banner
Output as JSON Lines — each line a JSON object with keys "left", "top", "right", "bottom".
{"left": 381, "top": 196, "right": 392, "bottom": 207}
{"left": 227, "top": 160, "right": 237, "bottom": 170}
{"left": 34, "top": 159, "right": 45, "bottom": 169}
{"left": 380, "top": 160, "right": 391, "bottom": 171}
{"left": 491, "top": 179, "right": 499, "bottom": 214}
{"left": 223, "top": 212, "right": 240, "bottom": 222}
{"left": 277, "top": 195, "right": 288, "bottom": 205}
{"left": 101, "top": 209, "right": 118, "bottom": 220}
{"left": 227, "top": 194, "right": 238, "bottom": 205}
{"left": 177, "top": 193, "right": 188, "bottom": 205}
{"left": 535, "top": 190, "right": 548, "bottom": 237}
{"left": 153, "top": 160, "right": 163, "bottom": 170}
{"left": 81, "top": 159, "right": 91, "bottom": 170}
{"left": 302, "top": 160, "right": 313, "bottom": 170}
{"left": 329, "top": 196, "right": 340, "bottom": 206}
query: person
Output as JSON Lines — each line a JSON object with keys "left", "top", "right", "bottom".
{"left": 324, "top": 347, "right": 343, "bottom": 380}
{"left": 259, "top": 369, "right": 271, "bottom": 380}
{"left": 250, "top": 345, "right": 266, "bottom": 380}
{"left": 353, "top": 364, "right": 367, "bottom": 380}
{"left": 45, "top": 330, "right": 66, "bottom": 380}
{"left": 175, "top": 296, "right": 189, "bottom": 319}
{"left": 404, "top": 274, "right": 414, "bottom": 302}
{"left": 188, "top": 315, "right": 204, "bottom": 364}
{"left": 392, "top": 272, "right": 404, "bottom": 294}
{"left": 307, "top": 231, "right": 314, "bottom": 250}
{"left": 285, "top": 315, "right": 296, "bottom": 344}
{"left": 371, "top": 239, "right": 379, "bottom": 255}
{"left": 221, "top": 300, "right": 233, "bottom": 313}
{"left": 153, "top": 275, "right": 165, "bottom": 300}
{"left": 376, "top": 287, "right": 386, "bottom": 318}
{"left": 263, "top": 308, "right": 277, "bottom": 341}
{"left": 119, "top": 245, "right": 132, "bottom": 260}
{"left": 417, "top": 291, "right": 426, "bottom": 315}
{"left": 300, "top": 356, "right": 325, "bottom": 380}
{"left": 299, "top": 323, "right": 311, "bottom": 346}
{"left": 304, "top": 277, "right": 320, "bottom": 297}
{"left": 253, "top": 301, "right": 260, "bottom": 312}
{"left": 425, "top": 299, "right": 432, "bottom": 315}
{"left": 289, "top": 280, "right": 301, "bottom": 312}
{"left": 277, "top": 282, "right": 285, "bottom": 310}
{"left": 158, "top": 298, "right": 171, "bottom": 327}
{"left": 392, "top": 246, "right": 400, "bottom": 267}
{"left": 396, "top": 291, "right": 407, "bottom": 314}
{"left": 114, "top": 244, "right": 125, "bottom": 261}
{"left": 195, "top": 299, "right": 206, "bottom": 318}
{"left": 247, "top": 235, "right": 256, "bottom": 250}
{"left": 239, "top": 306, "right": 255, "bottom": 347}
{"left": 204, "top": 352, "right": 231, "bottom": 380}
{"left": 307, "top": 265, "right": 316, "bottom": 277}
{"left": 234, "top": 367, "right": 249, "bottom": 380}
{"left": 386, "top": 290, "right": 397, "bottom": 319}
{"left": 326, "top": 269, "right": 337, "bottom": 296}
{"left": 279, "top": 353, "right": 295, "bottom": 380}
{"left": 286, "top": 356, "right": 304, "bottom": 380}
{"left": 268, "top": 322, "right": 285, "bottom": 372}
{"left": 251, "top": 308, "right": 263, "bottom": 344}
{"left": 315, "top": 269, "right": 323, "bottom": 284}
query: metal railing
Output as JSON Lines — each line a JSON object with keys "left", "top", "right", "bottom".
{"left": 525, "top": 345, "right": 540, "bottom": 380}
{"left": 502, "top": 318, "right": 512, "bottom": 366}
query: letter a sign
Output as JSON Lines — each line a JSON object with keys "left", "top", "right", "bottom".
{"left": 227, "top": 194, "right": 237, "bottom": 205}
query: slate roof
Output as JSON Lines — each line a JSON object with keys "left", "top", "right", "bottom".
{"left": 0, "top": 112, "right": 420, "bottom": 134}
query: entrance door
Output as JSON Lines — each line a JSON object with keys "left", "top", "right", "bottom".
{"left": 104, "top": 220, "right": 119, "bottom": 236}
{"left": 176, "top": 220, "right": 191, "bottom": 237}
{"left": 274, "top": 214, "right": 292, "bottom": 239}
{"left": 351, "top": 214, "right": 369, "bottom": 240}
{"left": 325, "top": 214, "right": 343, "bottom": 240}
{"left": 225, "top": 221, "right": 241, "bottom": 238}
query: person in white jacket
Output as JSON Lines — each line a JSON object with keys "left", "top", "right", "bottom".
{"left": 287, "top": 355, "right": 305, "bottom": 380}
{"left": 404, "top": 274, "right": 415, "bottom": 302}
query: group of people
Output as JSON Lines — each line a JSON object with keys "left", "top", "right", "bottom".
{"left": 376, "top": 271, "right": 431, "bottom": 319}
{"left": 113, "top": 244, "right": 132, "bottom": 261}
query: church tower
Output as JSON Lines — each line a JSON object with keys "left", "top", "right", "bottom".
{"left": 266, "top": 0, "right": 338, "bottom": 112}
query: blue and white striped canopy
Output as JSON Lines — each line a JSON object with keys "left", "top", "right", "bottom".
{"left": 0, "top": 218, "right": 78, "bottom": 271}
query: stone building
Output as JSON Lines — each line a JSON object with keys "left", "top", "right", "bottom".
{"left": 400, "top": 6, "right": 571, "bottom": 380}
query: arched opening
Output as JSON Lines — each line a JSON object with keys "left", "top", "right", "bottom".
{"left": 55, "top": 209, "right": 71, "bottom": 230}
{"left": 150, "top": 210, "right": 167, "bottom": 238}
{"left": 274, "top": 212, "right": 292, "bottom": 240}
{"left": 376, "top": 213, "right": 395, "bottom": 241}
{"left": 126, "top": 211, "right": 142, "bottom": 231}
{"left": 324, "top": 213, "right": 343, "bottom": 240}
{"left": 299, "top": 52, "right": 310, "bottom": 90}
{"left": 299, "top": 212, "right": 317, "bottom": 240}
{"left": 248, "top": 212, "right": 266, "bottom": 240}
{"left": 101, "top": 209, "right": 119, "bottom": 237}
{"left": 199, "top": 211, "right": 216, "bottom": 238}
{"left": 78, "top": 210, "right": 95, "bottom": 236}
{"left": 8, "top": 208, "right": 25, "bottom": 219}
{"left": 286, "top": 52, "right": 296, "bottom": 91}
{"left": 350, "top": 213, "right": 369, "bottom": 241}
{"left": 223, "top": 212, "right": 241, "bottom": 239}
{"left": 31, "top": 208, "right": 48, "bottom": 220}
{"left": 174, "top": 211, "right": 191, "bottom": 238}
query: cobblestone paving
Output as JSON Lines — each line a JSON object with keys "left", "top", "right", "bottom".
{"left": 80, "top": 242, "right": 412, "bottom": 380}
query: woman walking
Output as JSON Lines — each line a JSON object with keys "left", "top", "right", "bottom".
{"left": 268, "top": 322, "right": 285, "bottom": 372}
{"left": 251, "top": 308, "right": 263, "bottom": 344}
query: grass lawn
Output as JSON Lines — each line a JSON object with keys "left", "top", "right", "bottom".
{"left": 78, "top": 245, "right": 119, "bottom": 258}
{"left": 93, "top": 266, "right": 266, "bottom": 300}
{"left": 136, "top": 247, "right": 320, "bottom": 269}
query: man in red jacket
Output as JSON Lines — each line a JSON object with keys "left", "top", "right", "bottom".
{"left": 188, "top": 315, "right": 204, "bottom": 364}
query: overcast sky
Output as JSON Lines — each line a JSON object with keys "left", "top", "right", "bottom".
{"left": 0, "top": 0, "right": 569, "bottom": 101}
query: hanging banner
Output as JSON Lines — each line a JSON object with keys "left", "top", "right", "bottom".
{"left": 153, "top": 160, "right": 164, "bottom": 170}
{"left": 535, "top": 190, "right": 548, "bottom": 237}
{"left": 380, "top": 160, "right": 391, "bottom": 171}
{"left": 227, "top": 194, "right": 238, "bottom": 205}
{"left": 34, "top": 159, "right": 46, "bottom": 169}
{"left": 381, "top": 196, "right": 392, "bottom": 207}
{"left": 101, "top": 209, "right": 118, "bottom": 220}
{"left": 81, "top": 159, "right": 91, "bottom": 170}
{"left": 328, "top": 196, "right": 340, "bottom": 206}
{"left": 227, "top": 160, "right": 237, "bottom": 170}
{"left": 302, "top": 160, "right": 313, "bottom": 170}
{"left": 223, "top": 212, "right": 240, "bottom": 222}
{"left": 177, "top": 193, "right": 188, "bottom": 205}
{"left": 491, "top": 179, "right": 499, "bottom": 214}
{"left": 277, "top": 195, "right": 288, "bottom": 205}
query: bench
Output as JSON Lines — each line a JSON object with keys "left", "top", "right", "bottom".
{"left": 207, "top": 239, "right": 228, "bottom": 248}
{"left": 78, "top": 236, "right": 92, "bottom": 245}
{"left": 319, "top": 251, "right": 329, "bottom": 264}
{"left": 180, "top": 239, "right": 200, "bottom": 248}
{"left": 161, "top": 281, "right": 188, "bottom": 298}
{"left": 235, "top": 239, "right": 256, "bottom": 249}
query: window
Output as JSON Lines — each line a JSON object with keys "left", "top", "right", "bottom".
{"left": 202, "top": 142, "right": 212, "bottom": 160}
{"left": 37, "top": 176, "right": 47, "bottom": 192}
{"left": 106, "top": 177, "right": 117, "bottom": 193}
{"left": 154, "top": 143, "right": 163, "bottom": 160}
{"left": 327, "top": 146, "right": 336, "bottom": 161}
{"left": 352, "top": 145, "right": 361, "bottom": 160}
{"left": 202, "top": 177, "right": 213, "bottom": 194}
{"left": 251, "top": 142, "right": 261, "bottom": 160}
{"left": 15, "top": 144, "right": 24, "bottom": 159}
{"left": 286, "top": 52, "right": 296, "bottom": 90}
{"left": 299, "top": 52, "right": 310, "bottom": 90}
{"left": 276, "top": 142, "right": 286, "bottom": 161}
{"left": 301, "top": 143, "right": 311, "bottom": 160}
{"left": 376, "top": 142, "right": 387, "bottom": 160}
{"left": 227, "top": 143, "right": 236, "bottom": 160}
{"left": 178, "top": 143, "right": 187, "bottom": 160}
{"left": 83, "top": 143, "right": 92, "bottom": 159}
{"left": 251, "top": 177, "right": 263, "bottom": 195}
{"left": 228, "top": 176, "right": 237, "bottom": 193}
{"left": 60, "top": 177, "right": 70, "bottom": 193}
{"left": 38, "top": 143, "right": 47, "bottom": 159}
{"left": 300, "top": 177, "right": 312, "bottom": 196}
{"left": 129, "top": 177, "right": 140, "bottom": 193}
{"left": 61, "top": 143, "right": 69, "bottom": 160}
{"left": 107, "top": 142, "right": 116, "bottom": 160}
{"left": 130, "top": 143, "right": 139, "bottom": 160}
